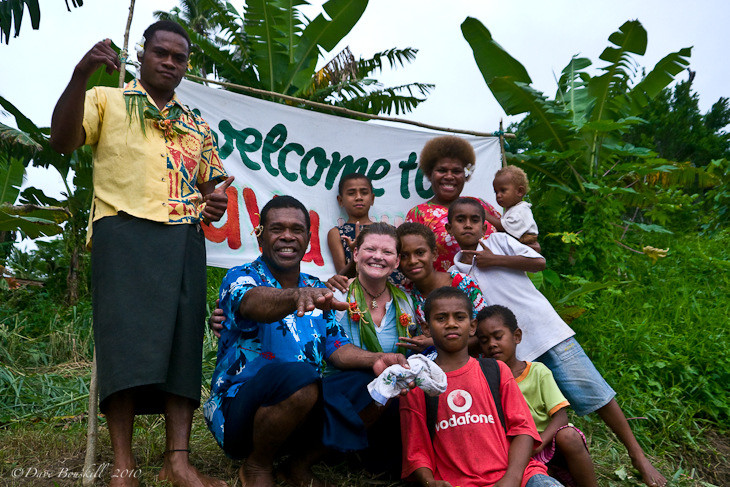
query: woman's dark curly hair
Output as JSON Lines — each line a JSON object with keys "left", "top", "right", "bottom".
{"left": 418, "top": 135, "right": 476, "bottom": 179}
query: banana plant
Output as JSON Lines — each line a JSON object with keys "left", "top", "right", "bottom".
{"left": 157, "top": 0, "right": 433, "bottom": 115}
{"left": 461, "top": 17, "right": 710, "bottom": 277}
{"left": 0, "top": 109, "right": 69, "bottom": 239}
{"left": 0, "top": 0, "right": 83, "bottom": 44}
{"left": 0, "top": 56, "right": 128, "bottom": 300}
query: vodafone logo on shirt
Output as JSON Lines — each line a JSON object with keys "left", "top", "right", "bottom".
{"left": 447, "top": 390, "right": 473, "bottom": 413}
{"left": 437, "top": 389, "right": 496, "bottom": 432}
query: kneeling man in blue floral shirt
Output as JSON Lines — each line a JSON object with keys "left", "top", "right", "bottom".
{"left": 205, "top": 196, "right": 409, "bottom": 487}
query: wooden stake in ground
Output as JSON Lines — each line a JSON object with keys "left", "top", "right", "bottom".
{"left": 82, "top": 349, "right": 98, "bottom": 487}
{"left": 83, "top": 2, "right": 136, "bottom": 484}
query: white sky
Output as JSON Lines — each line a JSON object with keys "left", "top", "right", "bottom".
{"left": 1, "top": 0, "right": 728, "bottom": 196}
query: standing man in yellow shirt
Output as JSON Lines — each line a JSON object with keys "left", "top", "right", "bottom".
{"left": 50, "top": 21, "right": 231, "bottom": 487}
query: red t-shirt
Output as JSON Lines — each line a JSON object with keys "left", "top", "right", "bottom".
{"left": 400, "top": 358, "right": 548, "bottom": 487}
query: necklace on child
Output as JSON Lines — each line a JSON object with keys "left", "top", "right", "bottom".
{"left": 362, "top": 284, "right": 387, "bottom": 309}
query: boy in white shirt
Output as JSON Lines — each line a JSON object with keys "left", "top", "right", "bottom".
{"left": 445, "top": 197, "right": 666, "bottom": 487}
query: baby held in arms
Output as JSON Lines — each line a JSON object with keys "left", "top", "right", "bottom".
{"left": 485, "top": 165, "right": 540, "bottom": 253}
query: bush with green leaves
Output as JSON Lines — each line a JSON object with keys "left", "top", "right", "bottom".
{"left": 462, "top": 18, "right": 722, "bottom": 279}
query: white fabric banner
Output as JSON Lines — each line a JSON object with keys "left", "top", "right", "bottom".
{"left": 176, "top": 80, "right": 502, "bottom": 278}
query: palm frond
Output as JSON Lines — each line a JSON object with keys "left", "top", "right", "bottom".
{"left": 356, "top": 47, "right": 420, "bottom": 76}
{"left": 327, "top": 82, "right": 433, "bottom": 116}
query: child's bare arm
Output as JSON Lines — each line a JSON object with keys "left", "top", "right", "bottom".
{"left": 493, "top": 434, "right": 534, "bottom": 487}
{"left": 461, "top": 242, "right": 546, "bottom": 273}
{"left": 535, "top": 407, "right": 569, "bottom": 454}
{"left": 327, "top": 227, "right": 355, "bottom": 276}
{"left": 412, "top": 467, "right": 453, "bottom": 487}
{"left": 485, "top": 212, "right": 505, "bottom": 232}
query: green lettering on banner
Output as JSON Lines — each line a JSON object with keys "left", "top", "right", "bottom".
{"left": 278, "top": 143, "right": 303, "bottom": 182}
{"left": 399, "top": 152, "right": 418, "bottom": 199}
{"left": 214, "top": 121, "right": 429, "bottom": 200}
{"left": 415, "top": 167, "right": 434, "bottom": 199}
{"left": 344, "top": 157, "right": 368, "bottom": 176}
{"left": 324, "top": 152, "right": 348, "bottom": 189}
{"left": 218, "top": 120, "right": 262, "bottom": 170}
{"left": 324, "top": 153, "right": 369, "bottom": 191}
{"left": 300, "top": 147, "right": 330, "bottom": 186}
{"left": 366, "top": 158, "right": 390, "bottom": 197}
{"left": 262, "top": 124, "right": 287, "bottom": 177}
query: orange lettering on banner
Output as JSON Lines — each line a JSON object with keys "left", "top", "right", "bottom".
{"left": 242, "top": 187, "right": 261, "bottom": 229}
{"left": 303, "top": 210, "right": 323, "bottom": 266}
{"left": 201, "top": 186, "right": 241, "bottom": 249}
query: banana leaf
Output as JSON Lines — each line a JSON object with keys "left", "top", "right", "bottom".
{"left": 0, "top": 122, "right": 42, "bottom": 163}
{"left": 0, "top": 158, "right": 24, "bottom": 205}
{"left": 0, "top": 210, "right": 64, "bottom": 238}
{"left": 625, "top": 47, "right": 692, "bottom": 114}
{"left": 460, "top": 17, "right": 531, "bottom": 84}
{"left": 555, "top": 56, "right": 592, "bottom": 126}
{"left": 490, "top": 79, "right": 573, "bottom": 151}
{"left": 588, "top": 20, "right": 648, "bottom": 124}
{"left": 245, "top": 0, "right": 291, "bottom": 92}
{"left": 288, "top": 0, "right": 369, "bottom": 94}
{"left": 0, "top": 0, "right": 39, "bottom": 43}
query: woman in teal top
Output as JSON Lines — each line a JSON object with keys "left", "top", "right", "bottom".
{"left": 324, "top": 222, "right": 418, "bottom": 463}
{"left": 332, "top": 222, "right": 418, "bottom": 355}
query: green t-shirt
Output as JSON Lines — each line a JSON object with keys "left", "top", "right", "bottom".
{"left": 515, "top": 361, "right": 570, "bottom": 432}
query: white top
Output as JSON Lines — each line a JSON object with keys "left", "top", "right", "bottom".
{"left": 450, "top": 233, "right": 574, "bottom": 361}
{"left": 502, "top": 201, "right": 538, "bottom": 239}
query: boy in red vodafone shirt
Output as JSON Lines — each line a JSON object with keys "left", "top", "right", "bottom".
{"left": 400, "top": 287, "right": 563, "bottom": 487}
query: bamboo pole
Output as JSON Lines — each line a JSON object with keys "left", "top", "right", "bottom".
{"left": 117, "top": 0, "right": 136, "bottom": 88}
{"left": 184, "top": 73, "right": 517, "bottom": 139}
{"left": 83, "top": 3, "right": 136, "bottom": 485}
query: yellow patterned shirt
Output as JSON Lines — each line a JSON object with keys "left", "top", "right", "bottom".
{"left": 82, "top": 79, "right": 227, "bottom": 244}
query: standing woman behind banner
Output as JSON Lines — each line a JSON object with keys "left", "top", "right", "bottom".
{"left": 406, "top": 135, "right": 501, "bottom": 271}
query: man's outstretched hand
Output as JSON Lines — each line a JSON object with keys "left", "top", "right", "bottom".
{"left": 294, "top": 288, "right": 348, "bottom": 317}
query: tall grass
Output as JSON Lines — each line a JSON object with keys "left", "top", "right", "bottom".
{"left": 1, "top": 232, "right": 727, "bottom": 485}
{"left": 542, "top": 229, "right": 729, "bottom": 480}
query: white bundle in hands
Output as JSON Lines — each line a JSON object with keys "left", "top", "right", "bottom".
{"left": 368, "top": 354, "right": 447, "bottom": 406}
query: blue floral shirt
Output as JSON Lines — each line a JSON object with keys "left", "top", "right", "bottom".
{"left": 203, "top": 256, "right": 350, "bottom": 447}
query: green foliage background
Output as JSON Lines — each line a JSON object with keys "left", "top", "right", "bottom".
{"left": 1, "top": 5, "right": 729, "bottom": 486}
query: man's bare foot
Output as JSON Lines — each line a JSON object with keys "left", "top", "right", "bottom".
{"left": 159, "top": 452, "right": 228, "bottom": 487}
{"left": 631, "top": 454, "right": 667, "bottom": 487}
{"left": 277, "top": 458, "right": 325, "bottom": 487}
{"left": 239, "top": 459, "right": 275, "bottom": 487}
